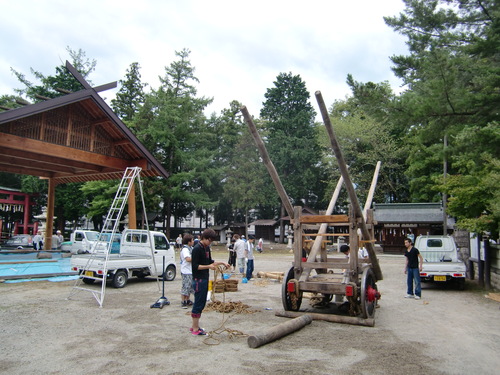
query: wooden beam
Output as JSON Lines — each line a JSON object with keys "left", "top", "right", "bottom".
{"left": 93, "top": 82, "right": 117, "bottom": 92}
{"left": 316, "top": 91, "right": 383, "bottom": 281}
{"left": 0, "top": 154, "right": 80, "bottom": 174}
{"left": 299, "top": 215, "right": 349, "bottom": 224}
{"left": 0, "top": 147, "right": 105, "bottom": 172}
{"left": 0, "top": 132, "right": 132, "bottom": 170}
{"left": 275, "top": 310, "right": 374, "bottom": 327}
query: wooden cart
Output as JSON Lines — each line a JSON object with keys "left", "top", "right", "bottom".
{"left": 283, "top": 205, "right": 381, "bottom": 319}
{"left": 241, "top": 90, "right": 383, "bottom": 322}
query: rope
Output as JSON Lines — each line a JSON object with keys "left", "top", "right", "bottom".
{"left": 199, "top": 264, "right": 259, "bottom": 345}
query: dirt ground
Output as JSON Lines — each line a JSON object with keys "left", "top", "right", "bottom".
{"left": 1, "top": 246, "right": 499, "bottom": 375}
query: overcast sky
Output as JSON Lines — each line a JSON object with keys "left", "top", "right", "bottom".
{"left": 0, "top": 0, "right": 408, "bottom": 118}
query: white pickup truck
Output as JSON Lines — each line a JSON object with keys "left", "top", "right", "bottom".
{"left": 61, "top": 230, "right": 100, "bottom": 254}
{"left": 70, "top": 229, "right": 176, "bottom": 288}
{"left": 416, "top": 235, "right": 466, "bottom": 290}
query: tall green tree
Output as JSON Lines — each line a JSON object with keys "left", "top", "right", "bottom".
{"left": 111, "top": 62, "right": 147, "bottom": 123}
{"left": 133, "top": 49, "right": 213, "bottom": 237}
{"left": 11, "top": 47, "right": 96, "bottom": 101}
{"left": 260, "top": 72, "right": 323, "bottom": 241}
{"left": 385, "top": 0, "right": 500, "bottom": 237}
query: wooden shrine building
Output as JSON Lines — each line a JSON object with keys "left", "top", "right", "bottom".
{"left": 0, "top": 61, "right": 169, "bottom": 249}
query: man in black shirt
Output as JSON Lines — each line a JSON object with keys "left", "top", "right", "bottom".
{"left": 190, "top": 228, "right": 229, "bottom": 335}
{"left": 404, "top": 238, "right": 423, "bottom": 299}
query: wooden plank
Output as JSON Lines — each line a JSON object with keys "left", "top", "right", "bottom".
{"left": 302, "top": 261, "right": 350, "bottom": 269}
{"left": 299, "top": 215, "right": 349, "bottom": 224}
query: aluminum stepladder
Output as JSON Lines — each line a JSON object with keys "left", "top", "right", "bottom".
{"left": 68, "top": 167, "right": 156, "bottom": 307}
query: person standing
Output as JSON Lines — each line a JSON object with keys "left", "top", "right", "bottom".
{"left": 233, "top": 234, "right": 246, "bottom": 275}
{"left": 175, "top": 234, "right": 182, "bottom": 250}
{"left": 190, "top": 228, "right": 229, "bottom": 336}
{"left": 404, "top": 238, "right": 423, "bottom": 299}
{"left": 180, "top": 234, "right": 195, "bottom": 309}
{"left": 245, "top": 235, "right": 256, "bottom": 280}
{"left": 257, "top": 237, "right": 264, "bottom": 253}
{"left": 55, "top": 230, "right": 64, "bottom": 249}
{"left": 33, "top": 230, "right": 43, "bottom": 251}
{"left": 227, "top": 239, "right": 236, "bottom": 272}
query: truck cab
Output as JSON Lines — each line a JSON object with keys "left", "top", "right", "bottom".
{"left": 68, "top": 230, "right": 100, "bottom": 254}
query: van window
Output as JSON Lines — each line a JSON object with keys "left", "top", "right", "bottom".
{"left": 126, "top": 233, "right": 148, "bottom": 243}
{"left": 426, "top": 239, "right": 443, "bottom": 248}
{"left": 154, "top": 235, "right": 168, "bottom": 250}
{"left": 75, "top": 232, "right": 83, "bottom": 241}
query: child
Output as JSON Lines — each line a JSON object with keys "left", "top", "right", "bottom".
{"left": 180, "top": 234, "right": 195, "bottom": 308}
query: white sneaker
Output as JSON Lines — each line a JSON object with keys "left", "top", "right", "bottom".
{"left": 404, "top": 294, "right": 414, "bottom": 298}
{"left": 414, "top": 296, "right": 421, "bottom": 300}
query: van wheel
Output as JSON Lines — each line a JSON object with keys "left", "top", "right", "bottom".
{"left": 164, "top": 265, "right": 176, "bottom": 281}
{"left": 112, "top": 270, "right": 128, "bottom": 288}
{"left": 82, "top": 278, "right": 95, "bottom": 285}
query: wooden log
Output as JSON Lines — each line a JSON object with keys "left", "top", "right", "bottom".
{"left": 247, "top": 314, "right": 312, "bottom": 348}
{"left": 316, "top": 91, "right": 383, "bottom": 281}
{"left": 275, "top": 309, "right": 375, "bottom": 327}
{"left": 257, "top": 271, "right": 284, "bottom": 280}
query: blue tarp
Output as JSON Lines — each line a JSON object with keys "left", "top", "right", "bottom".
{"left": 0, "top": 252, "right": 76, "bottom": 283}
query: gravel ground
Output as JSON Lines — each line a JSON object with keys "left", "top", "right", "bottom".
{"left": 0, "top": 246, "right": 499, "bottom": 375}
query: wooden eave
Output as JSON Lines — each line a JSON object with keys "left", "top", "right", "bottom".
{"left": 0, "top": 65, "right": 168, "bottom": 184}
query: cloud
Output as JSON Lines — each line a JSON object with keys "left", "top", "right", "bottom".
{"left": 0, "top": 0, "right": 408, "bottom": 118}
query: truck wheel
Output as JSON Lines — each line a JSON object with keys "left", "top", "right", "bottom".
{"left": 456, "top": 278, "right": 466, "bottom": 290}
{"left": 82, "top": 278, "right": 95, "bottom": 285}
{"left": 112, "top": 270, "right": 128, "bottom": 288}
{"left": 164, "top": 265, "right": 176, "bottom": 281}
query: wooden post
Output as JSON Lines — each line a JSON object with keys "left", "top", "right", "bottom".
{"left": 44, "top": 178, "right": 56, "bottom": 250}
{"left": 241, "top": 106, "right": 294, "bottom": 219}
{"left": 128, "top": 183, "right": 136, "bottom": 229}
{"left": 315, "top": 91, "right": 383, "bottom": 281}
{"left": 275, "top": 310, "right": 374, "bottom": 327}
{"left": 247, "top": 314, "right": 312, "bottom": 348}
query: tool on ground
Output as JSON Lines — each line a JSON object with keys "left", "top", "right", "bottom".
{"left": 151, "top": 256, "right": 170, "bottom": 309}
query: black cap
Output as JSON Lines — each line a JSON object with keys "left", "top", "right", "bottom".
{"left": 248, "top": 235, "right": 255, "bottom": 240}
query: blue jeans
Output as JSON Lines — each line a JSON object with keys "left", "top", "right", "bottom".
{"left": 407, "top": 267, "right": 421, "bottom": 297}
{"left": 191, "top": 278, "right": 208, "bottom": 317}
{"left": 246, "top": 259, "right": 254, "bottom": 280}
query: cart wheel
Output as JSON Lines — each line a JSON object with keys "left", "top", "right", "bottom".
{"left": 282, "top": 267, "right": 302, "bottom": 311}
{"left": 360, "top": 267, "right": 378, "bottom": 319}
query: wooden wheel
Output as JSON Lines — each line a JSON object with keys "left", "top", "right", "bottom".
{"left": 360, "top": 267, "right": 378, "bottom": 319}
{"left": 282, "top": 267, "right": 302, "bottom": 311}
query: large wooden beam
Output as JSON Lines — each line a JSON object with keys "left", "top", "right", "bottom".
{"left": 275, "top": 310, "right": 374, "bottom": 327}
{"left": 315, "top": 91, "right": 383, "bottom": 281}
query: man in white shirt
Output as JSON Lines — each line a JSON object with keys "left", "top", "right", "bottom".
{"left": 233, "top": 234, "right": 246, "bottom": 275}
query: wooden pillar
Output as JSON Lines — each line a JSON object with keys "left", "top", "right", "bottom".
{"left": 44, "top": 178, "right": 56, "bottom": 250}
{"left": 128, "top": 183, "right": 136, "bottom": 229}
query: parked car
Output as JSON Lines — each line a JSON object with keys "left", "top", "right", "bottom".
{"left": 3, "top": 234, "right": 34, "bottom": 249}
